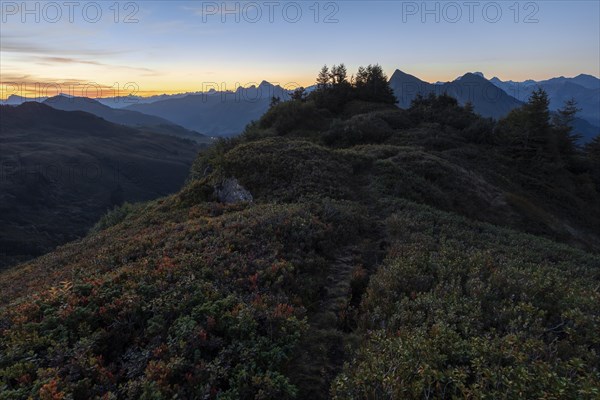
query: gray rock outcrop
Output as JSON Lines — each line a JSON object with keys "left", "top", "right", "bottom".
{"left": 215, "top": 178, "right": 253, "bottom": 204}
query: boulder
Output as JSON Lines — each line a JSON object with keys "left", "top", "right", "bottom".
{"left": 215, "top": 178, "right": 253, "bottom": 204}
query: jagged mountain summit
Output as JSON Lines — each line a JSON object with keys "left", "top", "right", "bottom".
{"left": 388, "top": 69, "right": 523, "bottom": 118}
{"left": 125, "top": 81, "right": 291, "bottom": 136}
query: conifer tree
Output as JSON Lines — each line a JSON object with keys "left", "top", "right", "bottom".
{"left": 355, "top": 64, "right": 396, "bottom": 104}
{"left": 290, "top": 87, "right": 307, "bottom": 102}
{"left": 355, "top": 66, "right": 368, "bottom": 87}
{"left": 553, "top": 98, "right": 581, "bottom": 155}
{"left": 331, "top": 64, "right": 348, "bottom": 85}
{"left": 523, "top": 88, "right": 551, "bottom": 156}
{"left": 316, "top": 65, "right": 331, "bottom": 89}
{"left": 586, "top": 135, "right": 600, "bottom": 160}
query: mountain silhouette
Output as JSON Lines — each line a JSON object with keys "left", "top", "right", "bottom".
{"left": 2, "top": 94, "right": 48, "bottom": 105}
{"left": 387, "top": 70, "right": 599, "bottom": 140}
{"left": 42, "top": 95, "right": 210, "bottom": 143}
{"left": 490, "top": 75, "right": 600, "bottom": 127}
{"left": 389, "top": 70, "right": 522, "bottom": 119}
{"left": 388, "top": 69, "right": 433, "bottom": 108}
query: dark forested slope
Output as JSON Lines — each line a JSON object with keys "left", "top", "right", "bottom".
{"left": 0, "top": 103, "right": 200, "bottom": 269}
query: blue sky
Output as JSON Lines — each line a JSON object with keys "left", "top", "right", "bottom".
{"left": 1, "top": 1, "right": 599, "bottom": 98}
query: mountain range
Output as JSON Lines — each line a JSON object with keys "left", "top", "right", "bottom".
{"left": 121, "top": 72, "right": 599, "bottom": 140}
{"left": 1, "top": 94, "right": 49, "bottom": 105}
{"left": 2, "top": 71, "right": 598, "bottom": 140}
{"left": 95, "top": 93, "right": 203, "bottom": 108}
{"left": 489, "top": 74, "right": 600, "bottom": 126}
{"left": 125, "top": 81, "right": 290, "bottom": 136}
{"left": 388, "top": 70, "right": 599, "bottom": 141}
{"left": 388, "top": 70, "right": 523, "bottom": 118}
{"left": 42, "top": 95, "right": 212, "bottom": 143}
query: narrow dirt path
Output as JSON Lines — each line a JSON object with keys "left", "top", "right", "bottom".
{"left": 288, "top": 247, "right": 360, "bottom": 399}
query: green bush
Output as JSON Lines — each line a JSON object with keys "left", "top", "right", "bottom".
{"left": 259, "top": 101, "right": 331, "bottom": 136}
{"left": 91, "top": 202, "right": 140, "bottom": 233}
{"left": 219, "top": 137, "right": 354, "bottom": 202}
{"left": 322, "top": 114, "right": 394, "bottom": 148}
{"left": 332, "top": 202, "right": 600, "bottom": 399}
{"left": 0, "top": 201, "right": 365, "bottom": 399}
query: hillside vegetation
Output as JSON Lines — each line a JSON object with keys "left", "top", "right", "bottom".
{"left": 1, "top": 65, "right": 599, "bottom": 399}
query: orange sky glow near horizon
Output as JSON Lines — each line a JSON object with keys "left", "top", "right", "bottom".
{"left": 3, "top": 68, "right": 599, "bottom": 101}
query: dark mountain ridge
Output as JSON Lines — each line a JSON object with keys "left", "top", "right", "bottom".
{"left": 490, "top": 75, "right": 600, "bottom": 127}
{"left": 42, "top": 95, "right": 211, "bottom": 143}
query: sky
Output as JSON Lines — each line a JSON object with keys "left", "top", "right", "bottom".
{"left": 1, "top": 0, "right": 599, "bottom": 99}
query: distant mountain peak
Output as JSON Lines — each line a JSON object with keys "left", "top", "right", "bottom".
{"left": 2, "top": 94, "right": 48, "bottom": 105}
{"left": 456, "top": 72, "right": 486, "bottom": 81}
{"left": 391, "top": 69, "right": 414, "bottom": 78}
{"left": 45, "top": 95, "right": 101, "bottom": 104}
{"left": 390, "top": 69, "right": 429, "bottom": 84}
{"left": 458, "top": 72, "right": 489, "bottom": 82}
{"left": 13, "top": 101, "right": 50, "bottom": 111}
{"left": 389, "top": 67, "right": 523, "bottom": 118}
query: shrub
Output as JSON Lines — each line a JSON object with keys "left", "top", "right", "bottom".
{"left": 259, "top": 101, "right": 331, "bottom": 136}
{"left": 332, "top": 203, "right": 600, "bottom": 399}
{"left": 322, "top": 114, "right": 394, "bottom": 148}
{"left": 219, "top": 137, "right": 354, "bottom": 201}
{"left": 91, "top": 202, "right": 139, "bottom": 233}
